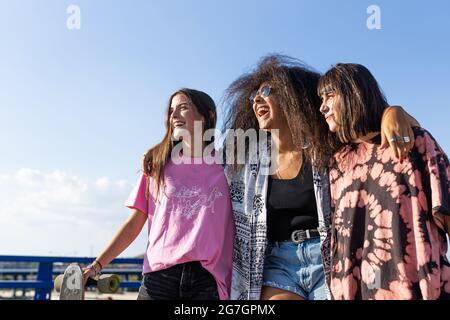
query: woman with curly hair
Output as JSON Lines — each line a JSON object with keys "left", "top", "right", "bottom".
{"left": 222, "top": 54, "right": 418, "bottom": 300}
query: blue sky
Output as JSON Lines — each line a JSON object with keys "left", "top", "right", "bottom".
{"left": 0, "top": 0, "right": 449, "bottom": 257}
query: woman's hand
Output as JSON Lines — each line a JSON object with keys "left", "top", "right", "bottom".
{"left": 380, "top": 106, "right": 420, "bottom": 162}
{"left": 82, "top": 262, "right": 100, "bottom": 287}
{"left": 80, "top": 209, "right": 147, "bottom": 289}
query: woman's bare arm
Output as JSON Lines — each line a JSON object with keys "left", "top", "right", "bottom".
{"left": 83, "top": 209, "right": 147, "bottom": 282}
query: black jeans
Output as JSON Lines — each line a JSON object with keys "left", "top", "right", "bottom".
{"left": 137, "top": 261, "right": 219, "bottom": 300}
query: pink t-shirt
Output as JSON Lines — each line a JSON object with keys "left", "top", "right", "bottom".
{"left": 125, "top": 153, "right": 235, "bottom": 300}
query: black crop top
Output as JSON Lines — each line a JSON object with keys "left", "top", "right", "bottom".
{"left": 266, "top": 162, "right": 319, "bottom": 242}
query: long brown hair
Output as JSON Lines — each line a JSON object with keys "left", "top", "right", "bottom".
{"left": 142, "top": 88, "right": 217, "bottom": 199}
{"left": 318, "top": 63, "right": 389, "bottom": 143}
{"left": 222, "top": 54, "right": 339, "bottom": 170}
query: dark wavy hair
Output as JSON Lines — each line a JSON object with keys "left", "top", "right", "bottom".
{"left": 142, "top": 88, "right": 216, "bottom": 199}
{"left": 317, "top": 63, "right": 389, "bottom": 143}
{"left": 222, "top": 54, "right": 339, "bottom": 170}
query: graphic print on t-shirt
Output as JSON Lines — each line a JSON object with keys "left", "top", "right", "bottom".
{"left": 172, "top": 185, "right": 223, "bottom": 219}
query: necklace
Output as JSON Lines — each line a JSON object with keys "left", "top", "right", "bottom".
{"left": 273, "top": 152, "right": 301, "bottom": 180}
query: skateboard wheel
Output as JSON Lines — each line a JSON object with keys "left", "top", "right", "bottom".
{"left": 54, "top": 274, "right": 64, "bottom": 293}
{"left": 97, "top": 274, "right": 120, "bottom": 293}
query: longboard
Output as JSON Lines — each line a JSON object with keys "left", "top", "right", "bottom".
{"left": 54, "top": 263, "right": 120, "bottom": 300}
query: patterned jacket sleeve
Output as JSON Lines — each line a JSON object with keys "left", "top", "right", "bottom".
{"left": 415, "top": 127, "right": 450, "bottom": 231}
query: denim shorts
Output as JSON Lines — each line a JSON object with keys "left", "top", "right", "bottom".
{"left": 137, "top": 261, "right": 219, "bottom": 300}
{"left": 262, "top": 237, "right": 328, "bottom": 300}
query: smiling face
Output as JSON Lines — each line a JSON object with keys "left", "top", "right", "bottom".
{"left": 251, "top": 82, "right": 285, "bottom": 130}
{"left": 319, "top": 90, "right": 341, "bottom": 133}
{"left": 169, "top": 93, "right": 205, "bottom": 140}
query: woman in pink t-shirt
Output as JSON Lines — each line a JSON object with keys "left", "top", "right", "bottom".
{"left": 82, "top": 88, "right": 235, "bottom": 300}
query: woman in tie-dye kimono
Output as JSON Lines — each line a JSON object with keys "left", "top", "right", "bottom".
{"left": 318, "top": 63, "right": 450, "bottom": 300}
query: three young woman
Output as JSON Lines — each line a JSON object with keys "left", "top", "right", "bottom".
{"left": 82, "top": 56, "right": 448, "bottom": 301}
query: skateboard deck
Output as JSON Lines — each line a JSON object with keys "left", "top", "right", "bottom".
{"left": 54, "top": 263, "right": 121, "bottom": 300}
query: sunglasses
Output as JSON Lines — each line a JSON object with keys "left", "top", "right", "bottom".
{"left": 249, "top": 85, "right": 272, "bottom": 102}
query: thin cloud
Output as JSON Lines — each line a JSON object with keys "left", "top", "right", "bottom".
{"left": 0, "top": 168, "right": 147, "bottom": 257}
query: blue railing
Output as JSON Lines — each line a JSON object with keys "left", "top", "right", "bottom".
{"left": 0, "top": 255, "right": 144, "bottom": 300}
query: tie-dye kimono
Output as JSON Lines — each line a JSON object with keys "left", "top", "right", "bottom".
{"left": 329, "top": 127, "right": 450, "bottom": 300}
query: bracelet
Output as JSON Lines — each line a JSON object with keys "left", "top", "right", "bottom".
{"left": 88, "top": 264, "right": 98, "bottom": 277}
{"left": 94, "top": 260, "right": 103, "bottom": 272}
